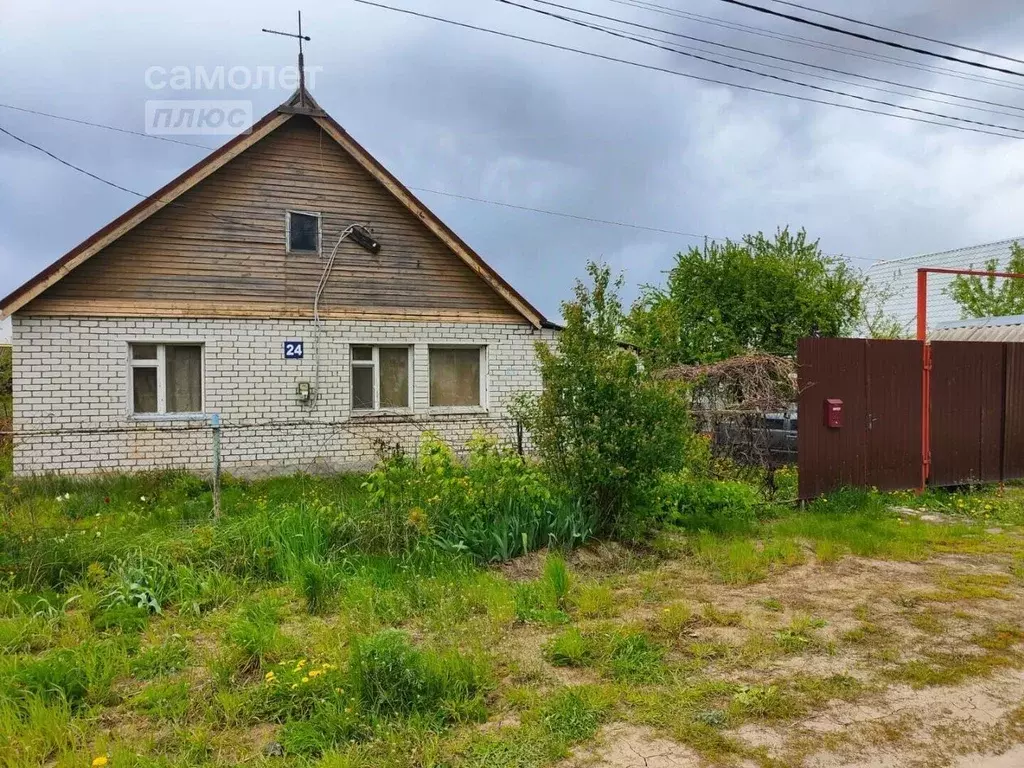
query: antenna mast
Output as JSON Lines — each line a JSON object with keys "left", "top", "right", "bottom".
{"left": 262, "top": 11, "right": 312, "bottom": 107}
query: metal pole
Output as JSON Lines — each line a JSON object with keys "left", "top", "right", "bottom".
{"left": 917, "top": 269, "right": 929, "bottom": 492}
{"left": 211, "top": 413, "right": 222, "bottom": 519}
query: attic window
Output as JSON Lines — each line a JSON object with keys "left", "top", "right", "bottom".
{"left": 287, "top": 211, "right": 321, "bottom": 254}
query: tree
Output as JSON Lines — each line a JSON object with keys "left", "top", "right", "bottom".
{"left": 627, "top": 229, "right": 866, "bottom": 367}
{"left": 514, "top": 263, "right": 690, "bottom": 538}
{"left": 947, "top": 242, "right": 1024, "bottom": 319}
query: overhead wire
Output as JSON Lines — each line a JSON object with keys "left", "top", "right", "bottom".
{"left": 0, "top": 104, "right": 726, "bottom": 243}
{"left": 606, "top": 0, "right": 1024, "bottom": 93}
{"left": 710, "top": 0, "right": 1024, "bottom": 78}
{"left": 489, "top": 0, "right": 1024, "bottom": 136}
{"left": 348, "top": 0, "right": 1023, "bottom": 140}
{"left": 518, "top": 0, "right": 1024, "bottom": 118}
{"left": 765, "top": 0, "right": 1024, "bottom": 66}
{"left": 0, "top": 124, "right": 258, "bottom": 232}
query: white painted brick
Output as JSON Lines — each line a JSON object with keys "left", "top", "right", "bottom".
{"left": 11, "top": 316, "right": 556, "bottom": 477}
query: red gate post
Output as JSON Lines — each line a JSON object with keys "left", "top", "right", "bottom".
{"left": 916, "top": 266, "right": 1024, "bottom": 491}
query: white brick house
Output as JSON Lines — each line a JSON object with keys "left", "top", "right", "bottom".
{"left": 1, "top": 90, "right": 556, "bottom": 476}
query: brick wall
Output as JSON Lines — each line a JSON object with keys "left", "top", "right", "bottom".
{"left": 11, "top": 316, "right": 556, "bottom": 476}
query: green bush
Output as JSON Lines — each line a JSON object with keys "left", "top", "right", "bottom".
{"left": 362, "top": 434, "right": 594, "bottom": 563}
{"left": 514, "top": 263, "right": 690, "bottom": 539}
{"left": 657, "top": 477, "right": 760, "bottom": 531}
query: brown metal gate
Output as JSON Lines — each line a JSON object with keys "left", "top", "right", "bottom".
{"left": 929, "top": 342, "right": 1004, "bottom": 486}
{"left": 799, "top": 338, "right": 1024, "bottom": 498}
{"left": 798, "top": 338, "right": 922, "bottom": 499}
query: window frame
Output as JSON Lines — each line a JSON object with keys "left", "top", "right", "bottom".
{"left": 427, "top": 344, "right": 488, "bottom": 412}
{"left": 349, "top": 344, "right": 413, "bottom": 415}
{"left": 127, "top": 341, "right": 207, "bottom": 420}
{"left": 285, "top": 209, "right": 323, "bottom": 255}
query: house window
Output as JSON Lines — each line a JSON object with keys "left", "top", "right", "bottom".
{"left": 350, "top": 345, "right": 411, "bottom": 411}
{"left": 429, "top": 347, "right": 483, "bottom": 408}
{"left": 287, "top": 210, "right": 321, "bottom": 253}
{"left": 130, "top": 343, "right": 204, "bottom": 415}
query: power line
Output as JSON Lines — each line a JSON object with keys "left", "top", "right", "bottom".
{"left": 492, "top": 0, "right": 1024, "bottom": 136}
{"left": 520, "top": 0, "right": 1024, "bottom": 119}
{"left": 0, "top": 103, "right": 216, "bottom": 150}
{"left": 0, "top": 104, "right": 720, "bottom": 242}
{"left": 607, "top": 0, "right": 1024, "bottom": 93}
{"left": 0, "top": 124, "right": 255, "bottom": 232}
{"left": 712, "top": 0, "right": 1024, "bottom": 79}
{"left": 407, "top": 186, "right": 717, "bottom": 239}
{"left": 0, "top": 104, "right": 879, "bottom": 266}
{"left": 0, "top": 125, "right": 148, "bottom": 198}
{"left": 766, "top": 0, "right": 1024, "bottom": 66}
{"left": 349, "top": 0, "right": 1021, "bottom": 140}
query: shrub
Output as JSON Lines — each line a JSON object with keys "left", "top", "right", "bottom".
{"left": 362, "top": 434, "right": 594, "bottom": 563}
{"left": 514, "top": 263, "right": 690, "bottom": 539}
{"left": 657, "top": 477, "right": 760, "bottom": 531}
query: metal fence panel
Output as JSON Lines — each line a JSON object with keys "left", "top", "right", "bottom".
{"left": 865, "top": 339, "right": 924, "bottom": 492}
{"left": 1002, "top": 343, "right": 1024, "bottom": 481}
{"left": 798, "top": 338, "right": 868, "bottom": 499}
{"left": 930, "top": 341, "right": 1004, "bottom": 486}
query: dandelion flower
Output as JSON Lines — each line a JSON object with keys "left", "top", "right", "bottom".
{"left": 92, "top": 758, "right": 108, "bottom": 768}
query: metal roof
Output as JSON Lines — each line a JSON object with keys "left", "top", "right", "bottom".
{"left": 931, "top": 314, "right": 1024, "bottom": 342}
{"left": 866, "top": 236, "right": 1024, "bottom": 335}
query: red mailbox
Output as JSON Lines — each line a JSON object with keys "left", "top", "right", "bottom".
{"left": 824, "top": 398, "right": 843, "bottom": 428}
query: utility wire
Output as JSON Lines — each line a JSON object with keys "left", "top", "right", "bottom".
{"left": 0, "top": 103, "right": 879, "bottom": 266}
{"left": 349, "top": 0, "right": 1021, "bottom": 140}
{"left": 492, "top": 0, "right": 1024, "bottom": 136}
{"left": 522, "top": 0, "right": 1024, "bottom": 119}
{"left": 0, "top": 125, "right": 256, "bottom": 232}
{"left": 0, "top": 104, "right": 216, "bottom": 150}
{"left": 0, "top": 125, "right": 148, "bottom": 198}
{"left": 766, "top": 0, "right": 1024, "bottom": 67}
{"left": 602, "top": 21, "right": 1024, "bottom": 120}
{"left": 711, "top": 0, "right": 1024, "bottom": 79}
{"left": 407, "top": 187, "right": 716, "bottom": 239}
{"left": 608, "top": 0, "right": 1024, "bottom": 93}
{"left": 0, "top": 104, "right": 721, "bottom": 242}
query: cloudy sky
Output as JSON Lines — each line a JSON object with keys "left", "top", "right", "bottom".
{"left": 3, "top": 0, "right": 1024, "bottom": 324}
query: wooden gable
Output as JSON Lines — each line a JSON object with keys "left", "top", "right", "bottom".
{"left": 7, "top": 97, "right": 545, "bottom": 327}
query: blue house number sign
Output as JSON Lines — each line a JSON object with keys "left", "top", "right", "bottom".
{"left": 284, "top": 341, "right": 304, "bottom": 359}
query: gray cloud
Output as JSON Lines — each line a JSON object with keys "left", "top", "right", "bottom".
{"left": 4, "top": 0, "right": 1024, "bottom": 321}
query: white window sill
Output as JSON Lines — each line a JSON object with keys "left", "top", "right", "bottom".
{"left": 129, "top": 413, "right": 210, "bottom": 423}
{"left": 426, "top": 406, "right": 489, "bottom": 416}
{"left": 349, "top": 408, "right": 415, "bottom": 419}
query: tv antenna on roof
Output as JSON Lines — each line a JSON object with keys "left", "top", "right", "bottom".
{"left": 262, "top": 11, "right": 311, "bottom": 106}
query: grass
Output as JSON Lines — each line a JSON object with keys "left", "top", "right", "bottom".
{"left": 0, "top": 470, "right": 1019, "bottom": 766}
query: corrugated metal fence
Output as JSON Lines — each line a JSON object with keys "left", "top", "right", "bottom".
{"left": 798, "top": 338, "right": 1024, "bottom": 498}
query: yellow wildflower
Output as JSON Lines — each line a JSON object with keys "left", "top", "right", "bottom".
{"left": 265, "top": 671, "right": 276, "bottom": 681}
{"left": 301, "top": 676, "right": 309, "bottom": 683}
{"left": 92, "top": 758, "right": 108, "bottom": 768}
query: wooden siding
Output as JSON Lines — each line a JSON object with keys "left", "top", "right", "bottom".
{"left": 25, "top": 117, "right": 525, "bottom": 323}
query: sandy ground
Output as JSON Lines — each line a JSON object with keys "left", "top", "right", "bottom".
{"left": 536, "top": 533, "right": 1024, "bottom": 768}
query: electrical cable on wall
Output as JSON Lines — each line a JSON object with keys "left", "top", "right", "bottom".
{"left": 310, "top": 222, "right": 380, "bottom": 409}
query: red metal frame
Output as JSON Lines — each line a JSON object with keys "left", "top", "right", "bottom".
{"left": 915, "top": 267, "right": 1024, "bottom": 490}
